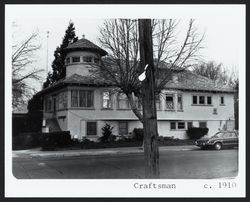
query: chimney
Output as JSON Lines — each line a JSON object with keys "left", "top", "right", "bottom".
{"left": 82, "top": 34, "right": 85, "bottom": 39}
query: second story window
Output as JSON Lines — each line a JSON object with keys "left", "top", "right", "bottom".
{"left": 177, "top": 94, "right": 183, "bottom": 110}
{"left": 71, "top": 90, "right": 94, "bottom": 108}
{"left": 71, "top": 90, "right": 78, "bottom": 107}
{"left": 193, "top": 96, "right": 197, "bottom": 104}
{"left": 156, "top": 94, "right": 161, "bottom": 110}
{"left": 79, "top": 90, "right": 94, "bottom": 108}
{"left": 117, "top": 93, "right": 130, "bottom": 109}
{"left": 102, "top": 91, "right": 112, "bottom": 109}
{"left": 193, "top": 95, "right": 212, "bottom": 106}
{"left": 220, "top": 96, "right": 225, "bottom": 105}
{"left": 58, "top": 92, "right": 68, "bottom": 109}
{"left": 207, "top": 96, "right": 212, "bottom": 105}
{"left": 72, "top": 57, "right": 80, "bottom": 63}
{"left": 199, "top": 96, "right": 205, "bottom": 104}
{"left": 166, "top": 94, "right": 174, "bottom": 110}
{"left": 45, "top": 96, "right": 52, "bottom": 112}
{"left": 83, "top": 57, "right": 92, "bottom": 63}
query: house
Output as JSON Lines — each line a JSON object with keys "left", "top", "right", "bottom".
{"left": 37, "top": 36, "right": 236, "bottom": 140}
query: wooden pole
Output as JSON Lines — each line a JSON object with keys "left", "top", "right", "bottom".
{"left": 138, "top": 19, "right": 160, "bottom": 178}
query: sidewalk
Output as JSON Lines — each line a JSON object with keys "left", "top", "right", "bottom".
{"left": 12, "top": 145, "right": 197, "bottom": 159}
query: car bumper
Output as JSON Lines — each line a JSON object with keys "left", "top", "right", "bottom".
{"left": 195, "top": 141, "right": 213, "bottom": 147}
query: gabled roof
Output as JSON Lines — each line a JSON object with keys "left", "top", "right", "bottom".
{"left": 63, "top": 38, "right": 108, "bottom": 56}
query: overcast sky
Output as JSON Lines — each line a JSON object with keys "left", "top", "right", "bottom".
{"left": 6, "top": 5, "right": 245, "bottom": 91}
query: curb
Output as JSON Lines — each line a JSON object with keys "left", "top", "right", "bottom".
{"left": 13, "top": 146, "right": 197, "bottom": 159}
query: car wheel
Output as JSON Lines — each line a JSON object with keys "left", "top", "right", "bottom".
{"left": 214, "top": 143, "right": 222, "bottom": 150}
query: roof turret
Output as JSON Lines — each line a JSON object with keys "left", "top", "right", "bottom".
{"left": 63, "top": 37, "right": 108, "bottom": 56}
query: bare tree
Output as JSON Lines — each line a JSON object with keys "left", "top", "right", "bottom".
{"left": 12, "top": 31, "right": 43, "bottom": 110}
{"left": 97, "top": 19, "right": 204, "bottom": 123}
{"left": 193, "top": 61, "right": 239, "bottom": 130}
{"left": 192, "top": 61, "right": 229, "bottom": 85}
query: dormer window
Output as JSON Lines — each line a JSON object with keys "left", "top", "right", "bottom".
{"left": 83, "top": 56, "right": 92, "bottom": 63}
{"left": 72, "top": 57, "right": 80, "bottom": 63}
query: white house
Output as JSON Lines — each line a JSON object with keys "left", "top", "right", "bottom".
{"left": 37, "top": 37, "right": 236, "bottom": 140}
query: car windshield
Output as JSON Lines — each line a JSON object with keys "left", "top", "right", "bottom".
{"left": 212, "top": 132, "right": 224, "bottom": 138}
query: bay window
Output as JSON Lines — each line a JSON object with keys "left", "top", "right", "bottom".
{"left": 102, "top": 91, "right": 112, "bottom": 109}
{"left": 71, "top": 90, "right": 94, "bottom": 108}
{"left": 166, "top": 94, "right": 174, "bottom": 110}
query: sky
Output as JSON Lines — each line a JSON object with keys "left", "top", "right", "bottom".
{"left": 6, "top": 5, "right": 245, "bottom": 91}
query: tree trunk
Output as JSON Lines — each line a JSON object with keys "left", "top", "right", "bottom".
{"left": 138, "top": 19, "right": 160, "bottom": 178}
{"left": 127, "top": 92, "right": 143, "bottom": 123}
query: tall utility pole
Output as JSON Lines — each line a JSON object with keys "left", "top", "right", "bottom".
{"left": 138, "top": 19, "right": 160, "bottom": 178}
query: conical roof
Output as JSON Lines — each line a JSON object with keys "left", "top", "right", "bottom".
{"left": 63, "top": 38, "right": 108, "bottom": 56}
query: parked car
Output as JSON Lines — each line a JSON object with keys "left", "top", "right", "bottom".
{"left": 195, "top": 131, "right": 238, "bottom": 150}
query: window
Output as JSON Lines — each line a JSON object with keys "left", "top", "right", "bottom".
{"left": 199, "top": 96, "right": 205, "bottom": 104}
{"left": 119, "top": 122, "right": 128, "bottom": 136}
{"left": 220, "top": 96, "right": 224, "bottom": 105}
{"left": 178, "top": 122, "right": 185, "bottom": 129}
{"left": 71, "top": 90, "right": 78, "bottom": 107}
{"left": 155, "top": 94, "right": 161, "bottom": 110}
{"left": 193, "top": 95, "right": 212, "bottom": 105}
{"left": 102, "top": 91, "right": 112, "bottom": 109}
{"left": 193, "top": 96, "right": 197, "bottom": 104}
{"left": 166, "top": 94, "right": 174, "bottom": 110}
{"left": 66, "top": 57, "right": 70, "bottom": 64}
{"left": 83, "top": 57, "right": 92, "bottom": 63}
{"left": 187, "top": 122, "right": 193, "bottom": 129}
{"left": 199, "top": 122, "right": 207, "bottom": 128}
{"left": 117, "top": 93, "right": 130, "bottom": 109}
{"left": 94, "top": 58, "right": 100, "bottom": 64}
{"left": 170, "top": 122, "right": 176, "bottom": 130}
{"left": 58, "top": 92, "right": 68, "bottom": 109}
{"left": 72, "top": 57, "right": 80, "bottom": 63}
{"left": 80, "top": 90, "right": 94, "bottom": 108}
{"left": 177, "top": 94, "right": 183, "bottom": 110}
{"left": 45, "top": 96, "right": 52, "bottom": 112}
{"left": 207, "top": 96, "right": 212, "bottom": 105}
{"left": 86, "top": 122, "right": 97, "bottom": 136}
{"left": 71, "top": 90, "right": 94, "bottom": 108}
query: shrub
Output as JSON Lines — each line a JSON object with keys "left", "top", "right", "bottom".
{"left": 12, "top": 132, "right": 42, "bottom": 150}
{"left": 132, "top": 128, "right": 144, "bottom": 141}
{"left": 40, "top": 131, "right": 72, "bottom": 150}
{"left": 186, "top": 127, "right": 209, "bottom": 140}
{"left": 99, "top": 123, "right": 115, "bottom": 143}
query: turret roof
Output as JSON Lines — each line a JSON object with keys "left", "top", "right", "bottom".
{"left": 63, "top": 38, "right": 108, "bottom": 56}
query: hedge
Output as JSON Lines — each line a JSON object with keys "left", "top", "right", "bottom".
{"left": 12, "top": 131, "right": 72, "bottom": 150}
{"left": 12, "top": 132, "right": 43, "bottom": 150}
{"left": 40, "top": 131, "right": 72, "bottom": 150}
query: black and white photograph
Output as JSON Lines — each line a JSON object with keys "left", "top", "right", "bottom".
{"left": 5, "top": 4, "right": 245, "bottom": 198}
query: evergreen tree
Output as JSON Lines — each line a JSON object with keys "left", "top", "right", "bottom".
{"left": 43, "top": 21, "right": 78, "bottom": 88}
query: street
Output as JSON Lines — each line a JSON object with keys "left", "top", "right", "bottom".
{"left": 13, "top": 147, "right": 238, "bottom": 179}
